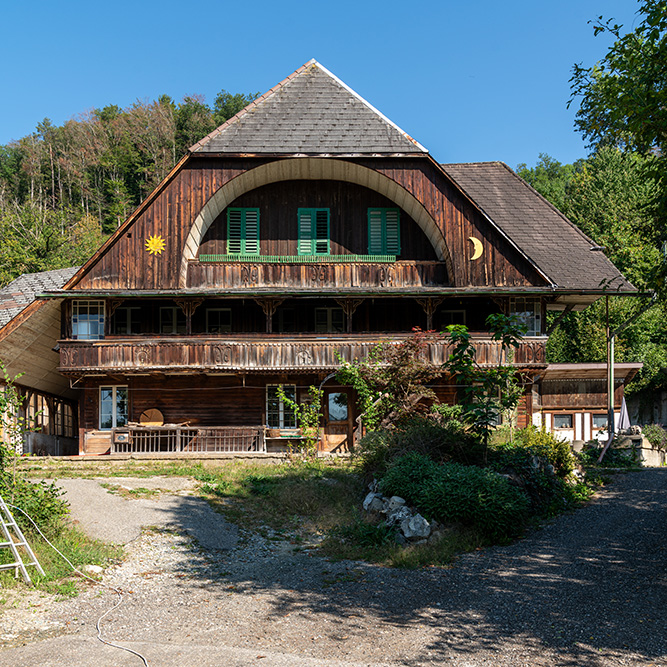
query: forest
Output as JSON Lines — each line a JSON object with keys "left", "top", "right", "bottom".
{"left": 0, "top": 1, "right": 664, "bottom": 403}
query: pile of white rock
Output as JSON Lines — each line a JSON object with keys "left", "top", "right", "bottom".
{"left": 362, "top": 484, "right": 443, "bottom": 545}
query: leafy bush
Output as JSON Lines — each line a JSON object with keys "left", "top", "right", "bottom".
{"left": 355, "top": 415, "right": 485, "bottom": 479}
{"left": 578, "top": 442, "right": 639, "bottom": 468}
{"left": 378, "top": 453, "right": 530, "bottom": 542}
{"left": 500, "top": 426, "right": 575, "bottom": 478}
{"left": 642, "top": 424, "right": 667, "bottom": 451}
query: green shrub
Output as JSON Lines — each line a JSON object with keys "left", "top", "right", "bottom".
{"left": 378, "top": 452, "right": 439, "bottom": 505}
{"left": 499, "top": 426, "right": 575, "bottom": 478}
{"left": 355, "top": 415, "right": 485, "bottom": 479}
{"left": 642, "top": 424, "right": 667, "bottom": 451}
{"left": 378, "top": 453, "right": 530, "bottom": 542}
{"left": 418, "top": 463, "right": 530, "bottom": 542}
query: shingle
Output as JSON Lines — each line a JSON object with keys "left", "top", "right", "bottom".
{"left": 441, "top": 162, "right": 634, "bottom": 292}
{"left": 192, "top": 60, "right": 426, "bottom": 155}
{"left": 0, "top": 267, "right": 79, "bottom": 327}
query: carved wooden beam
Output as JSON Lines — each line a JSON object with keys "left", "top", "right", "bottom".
{"left": 254, "top": 298, "right": 285, "bottom": 333}
{"left": 334, "top": 298, "right": 364, "bottom": 333}
{"left": 175, "top": 298, "right": 204, "bottom": 335}
{"left": 415, "top": 297, "right": 444, "bottom": 331}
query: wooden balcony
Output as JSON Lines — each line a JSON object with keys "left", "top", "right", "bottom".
{"left": 187, "top": 259, "right": 448, "bottom": 290}
{"left": 58, "top": 334, "right": 546, "bottom": 375}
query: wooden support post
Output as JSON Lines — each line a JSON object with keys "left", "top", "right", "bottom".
{"left": 254, "top": 298, "right": 285, "bottom": 333}
{"left": 416, "top": 297, "right": 444, "bottom": 331}
{"left": 175, "top": 299, "right": 203, "bottom": 336}
{"left": 335, "top": 298, "right": 364, "bottom": 333}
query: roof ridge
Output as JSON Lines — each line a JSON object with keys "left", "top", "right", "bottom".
{"left": 189, "top": 60, "right": 315, "bottom": 153}
{"left": 190, "top": 60, "right": 427, "bottom": 154}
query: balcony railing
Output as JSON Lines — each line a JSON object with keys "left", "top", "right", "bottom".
{"left": 186, "top": 259, "right": 448, "bottom": 289}
{"left": 59, "top": 334, "right": 546, "bottom": 374}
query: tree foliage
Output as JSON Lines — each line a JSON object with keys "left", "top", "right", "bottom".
{"left": 0, "top": 88, "right": 258, "bottom": 287}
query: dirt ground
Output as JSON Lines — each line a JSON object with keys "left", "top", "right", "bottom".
{"left": 0, "top": 470, "right": 665, "bottom": 667}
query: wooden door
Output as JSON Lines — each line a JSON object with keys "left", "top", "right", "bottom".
{"left": 322, "top": 389, "right": 353, "bottom": 452}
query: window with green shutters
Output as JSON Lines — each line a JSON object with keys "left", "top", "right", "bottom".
{"left": 368, "top": 208, "right": 400, "bottom": 255}
{"left": 227, "top": 208, "right": 260, "bottom": 255}
{"left": 298, "top": 208, "right": 330, "bottom": 255}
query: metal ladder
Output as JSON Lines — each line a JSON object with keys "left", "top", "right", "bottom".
{"left": 0, "top": 495, "right": 45, "bottom": 584}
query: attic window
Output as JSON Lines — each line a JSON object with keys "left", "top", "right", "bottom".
{"left": 298, "top": 208, "right": 330, "bottom": 255}
{"left": 368, "top": 208, "right": 400, "bottom": 255}
{"left": 227, "top": 208, "right": 259, "bottom": 255}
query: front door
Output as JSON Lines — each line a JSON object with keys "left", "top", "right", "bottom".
{"left": 323, "top": 389, "right": 353, "bottom": 452}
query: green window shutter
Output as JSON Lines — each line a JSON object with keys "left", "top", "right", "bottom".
{"left": 367, "top": 208, "right": 400, "bottom": 255}
{"left": 243, "top": 209, "right": 259, "bottom": 255}
{"left": 385, "top": 209, "right": 400, "bottom": 255}
{"left": 368, "top": 209, "right": 384, "bottom": 254}
{"left": 298, "top": 209, "right": 313, "bottom": 255}
{"left": 227, "top": 208, "right": 260, "bottom": 255}
{"left": 314, "top": 209, "right": 330, "bottom": 254}
{"left": 228, "top": 209, "right": 243, "bottom": 255}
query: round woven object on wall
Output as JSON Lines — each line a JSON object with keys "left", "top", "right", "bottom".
{"left": 139, "top": 409, "right": 164, "bottom": 426}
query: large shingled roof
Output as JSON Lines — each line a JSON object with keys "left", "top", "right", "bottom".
{"left": 441, "top": 162, "right": 635, "bottom": 292}
{"left": 191, "top": 60, "right": 426, "bottom": 155}
{"left": 0, "top": 267, "right": 79, "bottom": 327}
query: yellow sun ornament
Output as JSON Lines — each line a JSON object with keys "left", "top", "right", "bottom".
{"left": 145, "top": 234, "right": 166, "bottom": 256}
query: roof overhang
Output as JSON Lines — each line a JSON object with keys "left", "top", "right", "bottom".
{"left": 541, "top": 362, "right": 643, "bottom": 383}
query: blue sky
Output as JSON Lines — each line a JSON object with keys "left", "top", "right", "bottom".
{"left": 1, "top": 0, "right": 641, "bottom": 170}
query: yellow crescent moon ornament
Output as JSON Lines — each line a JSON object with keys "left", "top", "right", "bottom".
{"left": 469, "top": 236, "right": 483, "bottom": 261}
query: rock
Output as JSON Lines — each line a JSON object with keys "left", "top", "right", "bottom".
{"left": 386, "top": 496, "right": 406, "bottom": 511}
{"left": 367, "top": 480, "right": 379, "bottom": 493}
{"left": 83, "top": 564, "right": 103, "bottom": 575}
{"left": 385, "top": 506, "right": 412, "bottom": 527}
{"left": 400, "top": 513, "right": 431, "bottom": 540}
{"left": 362, "top": 492, "right": 385, "bottom": 512}
{"left": 394, "top": 532, "right": 407, "bottom": 545}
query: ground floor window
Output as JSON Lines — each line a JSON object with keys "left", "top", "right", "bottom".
{"left": 100, "top": 386, "right": 128, "bottom": 429}
{"left": 266, "top": 385, "right": 296, "bottom": 428}
{"left": 552, "top": 413, "right": 573, "bottom": 429}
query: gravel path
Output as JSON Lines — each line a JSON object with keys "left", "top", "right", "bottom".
{"left": 0, "top": 469, "right": 664, "bottom": 667}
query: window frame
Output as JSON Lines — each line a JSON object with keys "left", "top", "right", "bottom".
{"left": 298, "top": 208, "right": 330, "bottom": 256}
{"left": 227, "top": 207, "right": 260, "bottom": 256}
{"left": 99, "top": 386, "right": 129, "bottom": 430}
{"left": 205, "top": 308, "right": 232, "bottom": 334}
{"left": 110, "top": 305, "right": 142, "bottom": 335}
{"left": 552, "top": 413, "right": 574, "bottom": 429}
{"left": 266, "top": 385, "right": 297, "bottom": 429}
{"left": 314, "top": 307, "right": 345, "bottom": 333}
{"left": 509, "top": 297, "right": 542, "bottom": 336}
{"left": 159, "top": 306, "right": 186, "bottom": 335}
{"left": 368, "top": 208, "right": 401, "bottom": 255}
{"left": 72, "top": 300, "right": 105, "bottom": 340}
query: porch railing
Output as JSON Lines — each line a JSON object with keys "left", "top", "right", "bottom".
{"left": 111, "top": 425, "right": 265, "bottom": 454}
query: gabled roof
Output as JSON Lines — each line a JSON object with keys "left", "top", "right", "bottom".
{"left": 440, "top": 162, "right": 635, "bottom": 292}
{"left": 0, "top": 267, "right": 79, "bottom": 328}
{"left": 191, "top": 60, "right": 426, "bottom": 155}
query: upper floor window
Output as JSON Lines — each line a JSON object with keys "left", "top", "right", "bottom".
{"left": 315, "top": 307, "right": 344, "bottom": 333}
{"left": 160, "top": 306, "right": 186, "bottom": 334}
{"left": 509, "top": 297, "right": 542, "bottom": 336}
{"left": 206, "top": 308, "right": 232, "bottom": 333}
{"left": 227, "top": 208, "right": 259, "bottom": 255}
{"left": 298, "top": 208, "right": 330, "bottom": 255}
{"left": 111, "top": 306, "right": 141, "bottom": 335}
{"left": 368, "top": 208, "right": 400, "bottom": 255}
{"left": 72, "top": 300, "right": 105, "bottom": 340}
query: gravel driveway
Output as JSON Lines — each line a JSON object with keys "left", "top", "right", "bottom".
{"left": 0, "top": 469, "right": 664, "bottom": 667}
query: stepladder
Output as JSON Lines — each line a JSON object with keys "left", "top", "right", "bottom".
{"left": 0, "top": 495, "right": 45, "bottom": 584}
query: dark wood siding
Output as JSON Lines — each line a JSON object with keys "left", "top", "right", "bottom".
{"left": 71, "top": 156, "right": 547, "bottom": 291}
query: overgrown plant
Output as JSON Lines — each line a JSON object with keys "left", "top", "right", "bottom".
{"left": 443, "top": 314, "right": 525, "bottom": 452}
{"left": 336, "top": 328, "right": 441, "bottom": 431}
{"left": 276, "top": 385, "right": 323, "bottom": 456}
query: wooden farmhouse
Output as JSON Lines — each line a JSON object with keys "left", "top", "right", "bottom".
{"left": 0, "top": 60, "right": 637, "bottom": 456}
